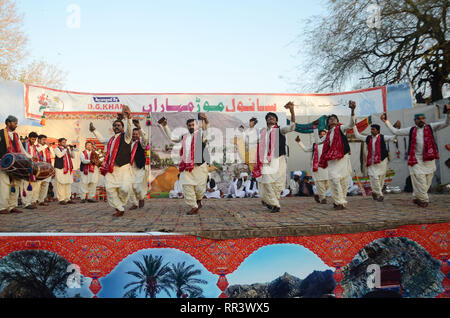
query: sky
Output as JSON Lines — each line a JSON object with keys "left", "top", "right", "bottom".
{"left": 16, "top": 0, "right": 327, "bottom": 93}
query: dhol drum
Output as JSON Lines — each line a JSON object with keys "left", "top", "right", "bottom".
{"left": 0, "top": 153, "right": 34, "bottom": 180}
{"left": 33, "top": 161, "right": 55, "bottom": 180}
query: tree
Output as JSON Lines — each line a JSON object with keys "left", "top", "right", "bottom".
{"left": 123, "top": 255, "right": 172, "bottom": 298}
{"left": 17, "top": 60, "right": 67, "bottom": 89}
{"left": 301, "top": 0, "right": 449, "bottom": 102}
{"left": 0, "top": 0, "right": 67, "bottom": 88}
{"left": 166, "top": 262, "right": 208, "bottom": 298}
{"left": 0, "top": 250, "right": 73, "bottom": 298}
{"left": 0, "top": 0, "right": 28, "bottom": 80}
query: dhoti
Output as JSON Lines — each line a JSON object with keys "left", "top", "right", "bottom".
{"left": 181, "top": 163, "right": 209, "bottom": 209}
{"left": 258, "top": 155, "right": 287, "bottom": 209}
{"left": 105, "top": 164, "right": 132, "bottom": 212}
{"left": 0, "top": 171, "right": 20, "bottom": 212}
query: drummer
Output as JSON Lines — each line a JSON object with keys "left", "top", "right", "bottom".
{"left": 35, "top": 135, "right": 54, "bottom": 206}
{"left": 0, "top": 115, "right": 33, "bottom": 214}
{"left": 22, "top": 132, "right": 40, "bottom": 210}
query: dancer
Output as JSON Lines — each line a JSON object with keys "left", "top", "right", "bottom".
{"left": 381, "top": 105, "right": 449, "bottom": 207}
{"left": 296, "top": 128, "right": 329, "bottom": 203}
{"left": 159, "top": 113, "right": 210, "bottom": 215}
{"left": 129, "top": 122, "right": 149, "bottom": 210}
{"left": 89, "top": 105, "right": 133, "bottom": 216}
{"left": 253, "top": 102, "right": 296, "bottom": 213}
{"left": 353, "top": 123, "right": 395, "bottom": 201}
{"left": 316, "top": 101, "right": 356, "bottom": 210}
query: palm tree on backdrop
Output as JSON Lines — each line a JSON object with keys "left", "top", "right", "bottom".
{"left": 123, "top": 255, "right": 172, "bottom": 298}
{"left": 166, "top": 261, "right": 208, "bottom": 298}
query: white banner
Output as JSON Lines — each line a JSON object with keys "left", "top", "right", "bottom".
{"left": 24, "top": 84, "right": 388, "bottom": 120}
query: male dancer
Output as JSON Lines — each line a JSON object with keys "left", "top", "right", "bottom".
{"left": 296, "top": 128, "right": 329, "bottom": 204}
{"left": 159, "top": 113, "right": 210, "bottom": 215}
{"left": 381, "top": 105, "right": 449, "bottom": 207}
{"left": 89, "top": 106, "right": 133, "bottom": 217}
{"left": 316, "top": 101, "right": 355, "bottom": 210}
{"left": 353, "top": 123, "right": 395, "bottom": 201}
{"left": 252, "top": 102, "right": 296, "bottom": 213}
{"left": 128, "top": 122, "right": 149, "bottom": 210}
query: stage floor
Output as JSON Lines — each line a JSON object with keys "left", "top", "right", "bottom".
{"left": 0, "top": 193, "right": 449, "bottom": 239}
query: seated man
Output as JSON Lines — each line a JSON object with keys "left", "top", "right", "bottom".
{"left": 347, "top": 176, "right": 360, "bottom": 196}
{"left": 288, "top": 171, "right": 302, "bottom": 196}
{"left": 281, "top": 171, "right": 302, "bottom": 197}
{"left": 245, "top": 176, "right": 259, "bottom": 198}
{"left": 205, "top": 174, "right": 221, "bottom": 199}
{"left": 235, "top": 172, "right": 249, "bottom": 198}
{"left": 169, "top": 174, "right": 184, "bottom": 199}
{"left": 298, "top": 176, "right": 314, "bottom": 197}
{"left": 226, "top": 176, "right": 238, "bottom": 198}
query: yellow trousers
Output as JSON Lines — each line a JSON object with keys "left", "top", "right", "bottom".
{"left": 369, "top": 174, "right": 385, "bottom": 197}
{"left": 411, "top": 173, "right": 433, "bottom": 203}
{"left": 0, "top": 171, "right": 19, "bottom": 211}
{"left": 182, "top": 183, "right": 207, "bottom": 209}
{"left": 315, "top": 179, "right": 329, "bottom": 201}
{"left": 329, "top": 176, "right": 349, "bottom": 206}
{"left": 56, "top": 181, "right": 72, "bottom": 203}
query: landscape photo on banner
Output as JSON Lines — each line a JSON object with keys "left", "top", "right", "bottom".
{"left": 23, "top": 83, "right": 413, "bottom": 120}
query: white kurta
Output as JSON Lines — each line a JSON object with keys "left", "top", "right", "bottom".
{"left": 169, "top": 180, "right": 184, "bottom": 198}
{"left": 245, "top": 180, "right": 259, "bottom": 197}
{"left": 205, "top": 181, "right": 221, "bottom": 199}
{"left": 289, "top": 179, "right": 300, "bottom": 196}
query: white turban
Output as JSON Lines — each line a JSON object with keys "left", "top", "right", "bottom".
{"left": 240, "top": 172, "right": 248, "bottom": 178}
{"left": 293, "top": 171, "right": 302, "bottom": 177}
